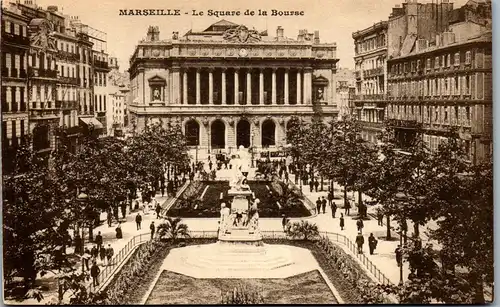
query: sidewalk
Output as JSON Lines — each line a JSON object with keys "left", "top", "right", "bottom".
{"left": 5, "top": 193, "right": 170, "bottom": 305}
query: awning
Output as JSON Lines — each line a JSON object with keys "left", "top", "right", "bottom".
{"left": 79, "top": 117, "right": 104, "bottom": 130}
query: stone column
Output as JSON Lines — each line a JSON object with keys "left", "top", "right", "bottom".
{"left": 172, "top": 67, "right": 180, "bottom": 104}
{"left": 304, "top": 68, "right": 312, "bottom": 104}
{"left": 284, "top": 68, "right": 289, "bottom": 105}
{"left": 296, "top": 69, "right": 302, "bottom": 104}
{"left": 221, "top": 68, "right": 227, "bottom": 105}
{"left": 246, "top": 69, "right": 252, "bottom": 105}
{"left": 196, "top": 68, "right": 201, "bottom": 105}
{"left": 272, "top": 68, "right": 277, "bottom": 104}
{"left": 259, "top": 68, "right": 264, "bottom": 105}
{"left": 234, "top": 68, "right": 239, "bottom": 104}
{"left": 182, "top": 69, "right": 188, "bottom": 104}
{"left": 208, "top": 68, "right": 214, "bottom": 105}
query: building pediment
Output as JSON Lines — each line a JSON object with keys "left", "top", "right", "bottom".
{"left": 148, "top": 75, "right": 166, "bottom": 85}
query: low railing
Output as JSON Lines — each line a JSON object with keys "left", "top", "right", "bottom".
{"left": 87, "top": 229, "right": 392, "bottom": 297}
{"left": 88, "top": 233, "right": 150, "bottom": 293}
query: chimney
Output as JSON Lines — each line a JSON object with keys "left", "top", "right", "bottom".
{"left": 276, "top": 26, "right": 284, "bottom": 41}
{"left": 416, "top": 39, "right": 428, "bottom": 52}
{"left": 47, "top": 5, "right": 58, "bottom": 12}
{"left": 442, "top": 31, "right": 455, "bottom": 46}
{"left": 297, "top": 29, "right": 305, "bottom": 41}
{"left": 314, "top": 30, "right": 320, "bottom": 44}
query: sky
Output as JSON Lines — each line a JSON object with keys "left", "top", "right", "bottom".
{"left": 33, "top": 0, "right": 469, "bottom": 71}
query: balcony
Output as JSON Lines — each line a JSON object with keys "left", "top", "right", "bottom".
{"left": 360, "top": 121, "right": 384, "bottom": 129}
{"left": 352, "top": 94, "right": 387, "bottom": 101}
{"left": 29, "top": 67, "right": 58, "bottom": 79}
{"left": 94, "top": 60, "right": 109, "bottom": 70}
{"left": 363, "top": 67, "right": 384, "bottom": 78}
{"left": 386, "top": 119, "right": 421, "bottom": 130}
{"left": 58, "top": 50, "right": 80, "bottom": 62}
{"left": 57, "top": 100, "right": 78, "bottom": 110}
{"left": 58, "top": 77, "right": 79, "bottom": 85}
{"left": 2, "top": 33, "right": 30, "bottom": 46}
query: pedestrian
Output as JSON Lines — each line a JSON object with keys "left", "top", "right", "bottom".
{"left": 150, "top": 221, "right": 156, "bottom": 240}
{"left": 314, "top": 179, "right": 319, "bottom": 192}
{"left": 281, "top": 214, "right": 289, "bottom": 231}
{"left": 321, "top": 196, "right": 327, "bottom": 214}
{"left": 331, "top": 202, "right": 337, "bottom": 218}
{"left": 74, "top": 233, "right": 82, "bottom": 254}
{"left": 327, "top": 190, "right": 333, "bottom": 207}
{"left": 106, "top": 210, "right": 112, "bottom": 227}
{"left": 91, "top": 245, "right": 99, "bottom": 259}
{"left": 94, "top": 231, "right": 103, "bottom": 252}
{"left": 209, "top": 160, "right": 213, "bottom": 171}
{"left": 90, "top": 261, "right": 100, "bottom": 287}
{"left": 316, "top": 197, "right": 321, "bottom": 215}
{"left": 376, "top": 208, "right": 384, "bottom": 226}
{"left": 368, "top": 233, "right": 378, "bottom": 255}
{"left": 106, "top": 244, "right": 114, "bottom": 266}
{"left": 120, "top": 202, "right": 127, "bottom": 219}
{"left": 284, "top": 171, "right": 289, "bottom": 183}
{"left": 99, "top": 244, "right": 106, "bottom": 264}
{"left": 355, "top": 231, "right": 364, "bottom": 254}
{"left": 356, "top": 218, "right": 364, "bottom": 232}
{"left": 115, "top": 222, "right": 123, "bottom": 239}
{"left": 309, "top": 180, "right": 314, "bottom": 193}
{"left": 160, "top": 184, "right": 165, "bottom": 197}
{"left": 155, "top": 203, "right": 161, "bottom": 219}
{"left": 344, "top": 199, "right": 351, "bottom": 216}
{"left": 339, "top": 213, "right": 345, "bottom": 230}
{"left": 135, "top": 213, "right": 142, "bottom": 230}
{"left": 82, "top": 247, "right": 91, "bottom": 271}
{"left": 395, "top": 245, "right": 403, "bottom": 267}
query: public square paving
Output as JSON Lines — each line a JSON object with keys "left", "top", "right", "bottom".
{"left": 8, "top": 158, "right": 429, "bottom": 304}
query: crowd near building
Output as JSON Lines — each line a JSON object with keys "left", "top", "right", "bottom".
{"left": 351, "top": 0, "right": 492, "bottom": 163}
{"left": 128, "top": 20, "right": 339, "bottom": 160}
{"left": 1, "top": 0, "right": 129, "bottom": 172}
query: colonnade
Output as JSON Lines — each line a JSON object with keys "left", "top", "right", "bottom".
{"left": 180, "top": 67, "right": 313, "bottom": 105}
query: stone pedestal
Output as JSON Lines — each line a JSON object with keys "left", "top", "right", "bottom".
{"left": 219, "top": 189, "right": 262, "bottom": 244}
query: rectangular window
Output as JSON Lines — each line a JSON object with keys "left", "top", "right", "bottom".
{"left": 465, "top": 75, "right": 471, "bottom": 94}
{"left": 465, "top": 51, "right": 471, "bottom": 64}
{"left": 14, "top": 23, "right": 19, "bottom": 35}
{"left": 454, "top": 52, "right": 460, "bottom": 66}
{"left": 104, "top": 96, "right": 106, "bottom": 111}
{"left": 426, "top": 58, "right": 431, "bottom": 69}
{"left": 446, "top": 54, "right": 450, "bottom": 67}
{"left": 5, "top": 21, "right": 10, "bottom": 33}
{"left": 434, "top": 56, "right": 439, "bottom": 68}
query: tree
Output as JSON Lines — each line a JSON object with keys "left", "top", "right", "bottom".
{"left": 157, "top": 217, "right": 190, "bottom": 242}
{"left": 424, "top": 136, "right": 493, "bottom": 303}
{"left": 3, "top": 138, "right": 70, "bottom": 292}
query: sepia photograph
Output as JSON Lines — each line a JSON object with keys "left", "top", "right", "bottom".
{"left": 1, "top": 0, "right": 493, "bottom": 304}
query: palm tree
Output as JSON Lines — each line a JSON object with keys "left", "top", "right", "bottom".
{"left": 270, "top": 180, "right": 303, "bottom": 211}
{"left": 156, "top": 217, "right": 190, "bottom": 242}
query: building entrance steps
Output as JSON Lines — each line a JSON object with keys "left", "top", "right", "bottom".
{"left": 161, "top": 242, "right": 320, "bottom": 279}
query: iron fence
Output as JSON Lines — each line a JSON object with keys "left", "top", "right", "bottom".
{"left": 87, "top": 233, "right": 150, "bottom": 293}
{"left": 87, "top": 229, "right": 392, "bottom": 295}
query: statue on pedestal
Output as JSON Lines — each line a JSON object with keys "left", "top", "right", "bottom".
{"left": 219, "top": 203, "right": 230, "bottom": 233}
{"left": 247, "top": 198, "right": 260, "bottom": 232}
{"left": 229, "top": 145, "right": 251, "bottom": 192}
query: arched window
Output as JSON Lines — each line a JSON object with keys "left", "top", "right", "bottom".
{"left": 261, "top": 119, "right": 276, "bottom": 147}
{"left": 185, "top": 120, "right": 200, "bottom": 146}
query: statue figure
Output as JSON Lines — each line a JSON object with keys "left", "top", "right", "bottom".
{"left": 247, "top": 198, "right": 260, "bottom": 231}
{"left": 230, "top": 146, "right": 251, "bottom": 191}
{"left": 153, "top": 88, "right": 161, "bottom": 101}
{"left": 219, "top": 203, "right": 230, "bottom": 233}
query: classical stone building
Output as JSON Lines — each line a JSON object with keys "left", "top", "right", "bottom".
{"left": 128, "top": 20, "right": 339, "bottom": 158}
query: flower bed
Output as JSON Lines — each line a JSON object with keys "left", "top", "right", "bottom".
{"left": 264, "top": 238, "right": 387, "bottom": 304}
{"left": 168, "top": 181, "right": 310, "bottom": 218}
{"left": 103, "top": 238, "right": 216, "bottom": 304}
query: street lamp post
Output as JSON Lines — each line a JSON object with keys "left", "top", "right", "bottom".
{"left": 77, "top": 192, "right": 88, "bottom": 273}
{"left": 251, "top": 132, "right": 255, "bottom": 168}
